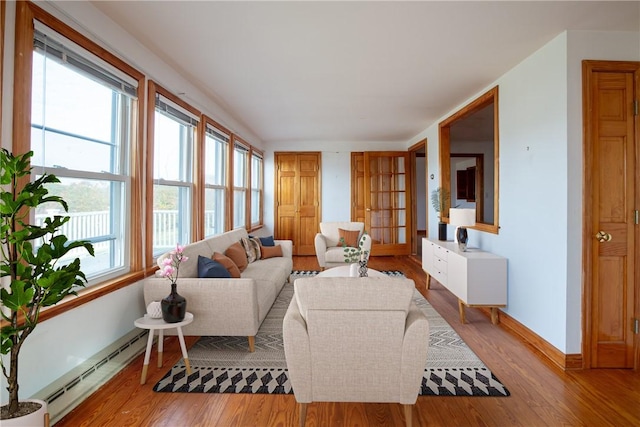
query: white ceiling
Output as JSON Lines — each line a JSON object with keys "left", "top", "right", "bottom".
{"left": 89, "top": 1, "right": 639, "bottom": 145}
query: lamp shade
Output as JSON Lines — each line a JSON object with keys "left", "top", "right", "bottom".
{"left": 449, "top": 208, "right": 476, "bottom": 227}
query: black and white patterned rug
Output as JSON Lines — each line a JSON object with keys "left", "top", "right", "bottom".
{"left": 153, "top": 276, "right": 510, "bottom": 397}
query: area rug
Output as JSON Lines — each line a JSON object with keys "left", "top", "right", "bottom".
{"left": 153, "top": 277, "right": 510, "bottom": 397}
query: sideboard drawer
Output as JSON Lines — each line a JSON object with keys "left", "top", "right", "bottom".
{"left": 433, "top": 267, "right": 447, "bottom": 285}
{"left": 434, "top": 255, "right": 447, "bottom": 272}
{"left": 434, "top": 245, "right": 449, "bottom": 261}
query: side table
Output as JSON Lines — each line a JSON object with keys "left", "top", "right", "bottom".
{"left": 134, "top": 312, "right": 193, "bottom": 385}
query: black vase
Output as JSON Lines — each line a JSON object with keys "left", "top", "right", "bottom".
{"left": 161, "top": 282, "right": 187, "bottom": 323}
{"left": 438, "top": 222, "right": 447, "bottom": 241}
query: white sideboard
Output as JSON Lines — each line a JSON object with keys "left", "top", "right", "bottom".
{"left": 422, "top": 238, "right": 507, "bottom": 324}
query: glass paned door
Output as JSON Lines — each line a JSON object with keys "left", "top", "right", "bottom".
{"left": 364, "top": 152, "right": 411, "bottom": 256}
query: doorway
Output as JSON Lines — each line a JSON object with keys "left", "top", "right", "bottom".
{"left": 410, "top": 140, "right": 427, "bottom": 256}
{"left": 582, "top": 60, "right": 639, "bottom": 369}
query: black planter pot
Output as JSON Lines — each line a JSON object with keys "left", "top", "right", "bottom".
{"left": 161, "top": 282, "right": 187, "bottom": 323}
{"left": 438, "top": 222, "right": 447, "bottom": 241}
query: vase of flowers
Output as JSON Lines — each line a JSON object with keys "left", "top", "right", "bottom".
{"left": 159, "top": 244, "right": 188, "bottom": 323}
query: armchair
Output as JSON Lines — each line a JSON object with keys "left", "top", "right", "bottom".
{"left": 283, "top": 277, "right": 430, "bottom": 427}
{"left": 314, "top": 221, "right": 372, "bottom": 270}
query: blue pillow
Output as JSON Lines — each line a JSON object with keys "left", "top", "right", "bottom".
{"left": 259, "top": 235, "right": 275, "bottom": 246}
{"left": 197, "top": 255, "right": 231, "bottom": 278}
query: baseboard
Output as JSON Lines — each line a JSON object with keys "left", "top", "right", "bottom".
{"left": 478, "top": 307, "right": 583, "bottom": 370}
{"left": 33, "top": 329, "right": 149, "bottom": 424}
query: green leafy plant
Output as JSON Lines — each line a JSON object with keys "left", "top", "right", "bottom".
{"left": 431, "top": 187, "right": 451, "bottom": 221}
{"left": 0, "top": 149, "right": 94, "bottom": 419}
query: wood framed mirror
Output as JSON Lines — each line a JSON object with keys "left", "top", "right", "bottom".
{"left": 439, "top": 86, "right": 499, "bottom": 234}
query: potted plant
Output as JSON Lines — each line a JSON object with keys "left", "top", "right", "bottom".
{"left": 431, "top": 187, "right": 450, "bottom": 241}
{"left": 341, "top": 232, "right": 370, "bottom": 277}
{"left": 1, "top": 149, "right": 94, "bottom": 425}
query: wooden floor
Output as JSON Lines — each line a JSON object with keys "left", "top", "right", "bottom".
{"left": 56, "top": 256, "right": 640, "bottom": 427}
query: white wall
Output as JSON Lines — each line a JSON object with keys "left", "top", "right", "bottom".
{"left": 408, "top": 30, "right": 640, "bottom": 355}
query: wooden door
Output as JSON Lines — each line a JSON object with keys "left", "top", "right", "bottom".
{"left": 583, "top": 61, "right": 639, "bottom": 369}
{"left": 363, "top": 152, "right": 412, "bottom": 256}
{"left": 351, "top": 152, "right": 366, "bottom": 223}
{"left": 274, "top": 152, "right": 321, "bottom": 255}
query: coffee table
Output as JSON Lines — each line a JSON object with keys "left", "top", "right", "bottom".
{"left": 317, "top": 264, "right": 386, "bottom": 278}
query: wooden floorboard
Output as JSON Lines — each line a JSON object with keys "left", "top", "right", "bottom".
{"left": 55, "top": 255, "right": 640, "bottom": 427}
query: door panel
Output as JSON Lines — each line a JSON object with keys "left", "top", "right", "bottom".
{"left": 351, "top": 153, "right": 366, "bottom": 223}
{"left": 364, "top": 152, "right": 411, "bottom": 256}
{"left": 275, "top": 152, "right": 320, "bottom": 255}
{"left": 584, "top": 62, "right": 638, "bottom": 369}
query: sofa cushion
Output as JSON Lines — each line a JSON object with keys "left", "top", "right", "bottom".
{"left": 212, "top": 252, "right": 241, "bottom": 278}
{"left": 198, "top": 255, "right": 231, "bottom": 278}
{"left": 338, "top": 228, "right": 360, "bottom": 248}
{"left": 259, "top": 235, "right": 275, "bottom": 246}
{"left": 261, "top": 244, "right": 283, "bottom": 259}
{"left": 225, "top": 241, "right": 248, "bottom": 272}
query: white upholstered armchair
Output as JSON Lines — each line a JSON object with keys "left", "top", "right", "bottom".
{"left": 314, "top": 221, "right": 372, "bottom": 270}
{"left": 283, "top": 277, "right": 430, "bottom": 427}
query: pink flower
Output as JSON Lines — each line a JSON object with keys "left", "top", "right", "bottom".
{"left": 160, "top": 243, "right": 187, "bottom": 285}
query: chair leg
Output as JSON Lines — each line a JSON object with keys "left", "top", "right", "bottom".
{"left": 248, "top": 336, "right": 255, "bottom": 352}
{"left": 403, "top": 404, "right": 413, "bottom": 427}
{"left": 299, "top": 402, "right": 308, "bottom": 427}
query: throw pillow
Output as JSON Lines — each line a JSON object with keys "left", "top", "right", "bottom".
{"left": 261, "top": 244, "right": 283, "bottom": 259}
{"left": 197, "top": 255, "right": 231, "bottom": 278}
{"left": 240, "top": 237, "right": 262, "bottom": 263}
{"left": 258, "top": 235, "right": 275, "bottom": 246}
{"left": 338, "top": 228, "right": 360, "bottom": 248}
{"left": 212, "top": 252, "right": 241, "bottom": 278}
{"left": 224, "top": 241, "right": 248, "bottom": 272}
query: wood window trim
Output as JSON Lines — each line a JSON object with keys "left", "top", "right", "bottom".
{"left": 146, "top": 80, "right": 202, "bottom": 264}
{"left": 7, "top": 1, "right": 147, "bottom": 326}
{"left": 439, "top": 86, "right": 499, "bottom": 234}
{"left": 199, "top": 115, "right": 232, "bottom": 239}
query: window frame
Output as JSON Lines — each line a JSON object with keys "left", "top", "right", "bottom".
{"left": 231, "top": 136, "right": 250, "bottom": 230}
{"left": 200, "top": 116, "right": 231, "bottom": 237}
{"left": 11, "top": 1, "right": 146, "bottom": 321}
{"left": 146, "top": 80, "right": 201, "bottom": 261}
{"left": 250, "top": 148, "right": 264, "bottom": 229}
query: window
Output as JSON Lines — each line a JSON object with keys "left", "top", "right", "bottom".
{"left": 233, "top": 141, "right": 249, "bottom": 229}
{"left": 151, "top": 88, "right": 198, "bottom": 256}
{"left": 250, "top": 150, "right": 263, "bottom": 228}
{"left": 30, "top": 24, "right": 137, "bottom": 284}
{"left": 204, "top": 122, "right": 229, "bottom": 237}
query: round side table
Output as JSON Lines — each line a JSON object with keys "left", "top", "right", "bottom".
{"left": 134, "top": 312, "right": 193, "bottom": 385}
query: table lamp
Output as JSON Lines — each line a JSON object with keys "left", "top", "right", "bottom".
{"left": 449, "top": 208, "right": 476, "bottom": 251}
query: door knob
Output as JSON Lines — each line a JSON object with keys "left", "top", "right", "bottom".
{"left": 595, "top": 230, "right": 612, "bottom": 242}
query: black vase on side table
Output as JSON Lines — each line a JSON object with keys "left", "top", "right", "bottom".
{"left": 438, "top": 222, "right": 447, "bottom": 241}
{"left": 161, "top": 282, "right": 187, "bottom": 323}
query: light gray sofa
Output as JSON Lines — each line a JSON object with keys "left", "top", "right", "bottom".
{"left": 143, "top": 228, "right": 292, "bottom": 351}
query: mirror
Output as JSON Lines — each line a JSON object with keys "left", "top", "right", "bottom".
{"left": 439, "top": 86, "right": 499, "bottom": 234}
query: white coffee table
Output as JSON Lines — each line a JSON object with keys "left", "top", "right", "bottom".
{"left": 317, "top": 264, "right": 386, "bottom": 278}
{"left": 134, "top": 312, "right": 193, "bottom": 385}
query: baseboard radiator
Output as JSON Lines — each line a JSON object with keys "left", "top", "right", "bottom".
{"left": 33, "top": 329, "right": 149, "bottom": 424}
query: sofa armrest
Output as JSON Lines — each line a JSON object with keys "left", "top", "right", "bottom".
{"left": 400, "top": 302, "right": 430, "bottom": 404}
{"left": 314, "top": 233, "right": 327, "bottom": 267}
{"left": 283, "top": 297, "right": 312, "bottom": 403}
{"left": 274, "top": 239, "right": 293, "bottom": 259}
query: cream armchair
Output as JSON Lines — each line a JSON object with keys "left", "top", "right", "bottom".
{"left": 283, "top": 277, "right": 430, "bottom": 427}
{"left": 314, "top": 221, "right": 372, "bottom": 270}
